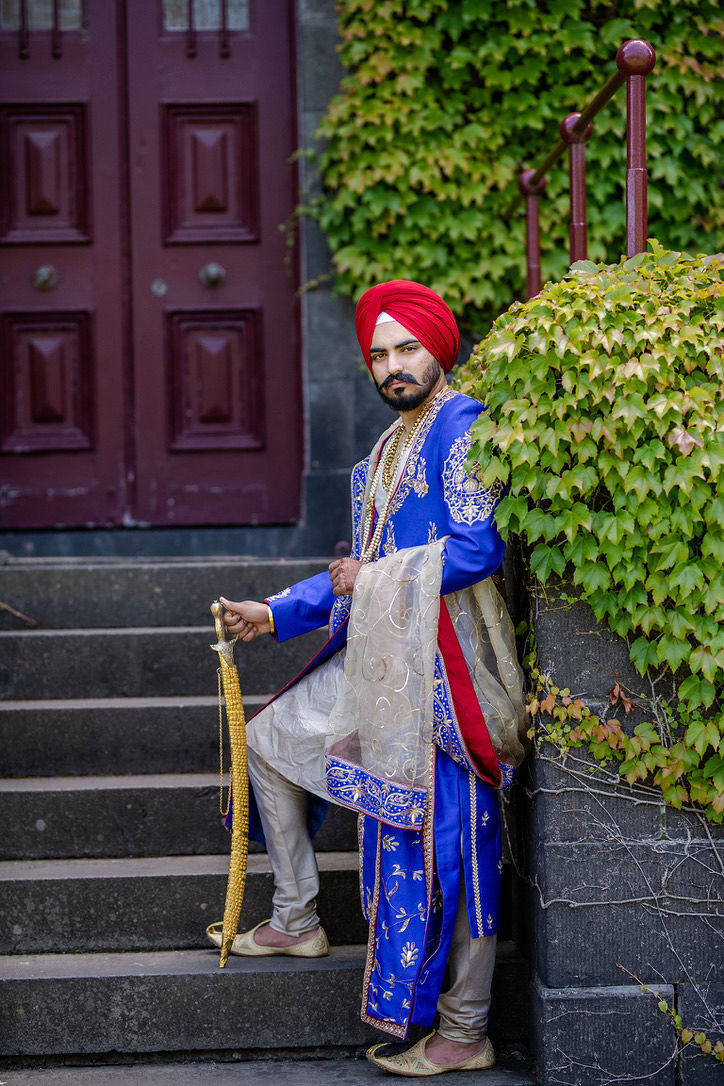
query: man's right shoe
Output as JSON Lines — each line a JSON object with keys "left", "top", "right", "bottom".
{"left": 206, "top": 918, "right": 330, "bottom": 958}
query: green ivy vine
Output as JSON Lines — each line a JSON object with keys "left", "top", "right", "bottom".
{"left": 453, "top": 242, "right": 723, "bottom": 821}
{"left": 314, "top": 0, "right": 722, "bottom": 333}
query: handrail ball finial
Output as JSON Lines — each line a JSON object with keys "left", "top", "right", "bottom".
{"left": 616, "top": 39, "right": 656, "bottom": 76}
{"left": 559, "top": 113, "right": 594, "bottom": 145}
{"left": 518, "top": 169, "right": 546, "bottom": 197}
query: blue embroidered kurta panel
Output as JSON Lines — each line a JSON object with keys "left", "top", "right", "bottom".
{"left": 256, "top": 391, "right": 509, "bottom": 1037}
{"left": 359, "top": 750, "right": 502, "bottom": 1036}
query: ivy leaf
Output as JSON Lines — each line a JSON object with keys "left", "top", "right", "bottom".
{"left": 529, "top": 544, "right": 565, "bottom": 582}
{"left": 630, "top": 636, "right": 659, "bottom": 676}
{"left": 702, "top": 754, "right": 724, "bottom": 793}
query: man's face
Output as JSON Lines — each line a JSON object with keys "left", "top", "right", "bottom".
{"left": 369, "top": 320, "right": 443, "bottom": 412}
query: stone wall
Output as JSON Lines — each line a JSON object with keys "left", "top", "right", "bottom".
{"left": 523, "top": 579, "right": 724, "bottom": 1086}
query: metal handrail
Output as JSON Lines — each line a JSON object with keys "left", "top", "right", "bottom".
{"left": 518, "top": 39, "right": 656, "bottom": 299}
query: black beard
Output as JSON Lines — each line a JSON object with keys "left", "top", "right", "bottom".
{"left": 375, "top": 359, "right": 442, "bottom": 412}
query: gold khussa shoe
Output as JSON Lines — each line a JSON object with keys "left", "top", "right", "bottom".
{"left": 205, "top": 919, "right": 329, "bottom": 958}
{"left": 366, "top": 1031, "right": 495, "bottom": 1077}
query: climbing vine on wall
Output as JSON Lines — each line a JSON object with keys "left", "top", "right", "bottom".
{"left": 315, "top": 0, "right": 722, "bottom": 332}
{"left": 453, "top": 243, "right": 724, "bottom": 821}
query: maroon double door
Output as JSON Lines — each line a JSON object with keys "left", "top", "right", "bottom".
{"left": 0, "top": 1, "right": 301, "bottom": 528}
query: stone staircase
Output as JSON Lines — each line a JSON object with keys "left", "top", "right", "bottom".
{"left": 0, "top": 558, "right": 533, "bottom": 1077}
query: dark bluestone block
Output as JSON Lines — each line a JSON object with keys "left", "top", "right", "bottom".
{"left": 0, "top": 777, "right": 358, "bottom": 860}
{"left": 531, "top": 974, "right": 677, "bottom": 1086}
{"left": 530, "top": 743, "right": 665, "bottom": 843}
{"left": 0, "top": 948, "right": 376, "bottom": 1056}
{"left": 0, "top": 625, "right": 327, "bottom": 700}
{"left": 0, "top": 853, "right": 367, "bottom": 954}
{"left": 678, "top": 982, "right": 724, "bottom": 1086}
{"left": 533, "top": 837, "right": 724, "bottom": 988}
{"left": 529, "top": 578, "right": 722, "bottom": 1085}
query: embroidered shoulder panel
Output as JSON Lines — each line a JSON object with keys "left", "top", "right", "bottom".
{"left": 442, "top": 432, "right": 503, "bottom": 525}
{"left": 325, "top": 754, "right": 426, "bottom": 829}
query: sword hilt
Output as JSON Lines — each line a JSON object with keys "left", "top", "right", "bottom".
{"left": 210, "top": 600, "right": 237, "bottom": 668}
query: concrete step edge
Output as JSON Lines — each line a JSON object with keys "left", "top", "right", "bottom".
{"left": 0, "top": 695, "right": 268, "bottom": 711}
{"left": 0, "top": 626, "right": 235, "bottom": 638}
{"left": 0, "top": 852, "right": 358, "bottom": 880}
{"left": 0, "top": 945, "right": 368, "bottom": 980}
{"left": 0, "top": 772, "right": 225, "bottom": 791}
{"left": 0, "top": 557, "right": 333, "bottom": 569}
{"left": 0, "top": 941, "right": 525, "bottom": 980}
{"left": 0, "top": 1058, "right": 537, "bottom": 1084}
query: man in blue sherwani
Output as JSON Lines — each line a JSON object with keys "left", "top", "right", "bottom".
{"left": 212, "top": 280, "right": 526, "bottom": 1076}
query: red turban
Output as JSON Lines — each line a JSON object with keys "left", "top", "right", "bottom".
{"left": 355, "top": 280, "right": 460, "bottom": 373}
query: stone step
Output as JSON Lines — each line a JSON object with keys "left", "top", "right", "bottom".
{"left": 0, "top": 943, "right": 530, "bottom": 1058}
{"left": 0, "top": 774, "right": 358, "bottom": 860}
{"left": 0, "top": 852, "right": 368, "bottom": 954}
{"left": 0, "top": 557, "right": 328, "bottom": 630}
{"left": 0, "top": 624, "right": 327, "bottom": 700}
{"left": 0, "top": 696, "right": 267, "bottom": 777}
{"left": 0, "top": 1056, "right": 537, "bottom": 1085}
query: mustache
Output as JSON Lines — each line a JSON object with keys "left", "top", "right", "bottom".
{"left": 378, "top": 372, "right": 422, "bottom": 391}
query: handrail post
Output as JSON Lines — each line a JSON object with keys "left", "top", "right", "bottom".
{"left": 617, "top": 40, "right": 656, "bottom": 256}
{"left": 518, "top": 169, "right": 547, "bottom": 300}
{"left": 559, "top": 113, "right": 594, "bottom": 265}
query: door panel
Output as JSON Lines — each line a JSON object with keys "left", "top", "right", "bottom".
{"left": 0, "top": 2, "right": 129, "bottom": 527}
{"left": 0, "top": 0, "right": 301, "bottom": 529}
{"left": 127, "top": 0, "right": 301, "bottom": 525}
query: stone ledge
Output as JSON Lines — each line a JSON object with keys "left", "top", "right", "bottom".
{"left": 531, "top": 973, "right": 677, "bottom": 1086}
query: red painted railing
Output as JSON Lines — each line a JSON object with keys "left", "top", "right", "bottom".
{"left": 518, "top": 39, "right": 656, "bottom": 299}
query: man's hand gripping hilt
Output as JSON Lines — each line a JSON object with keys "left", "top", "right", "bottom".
{"left": 210, "top": 600, "right": 237, "bottom": 669}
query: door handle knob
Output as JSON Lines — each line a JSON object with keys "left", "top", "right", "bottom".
{"left": 199, "top": 262, "right": 226, "bottom": 288}
{"left": 33, "top": 265, "right": 58, "bottom": 291}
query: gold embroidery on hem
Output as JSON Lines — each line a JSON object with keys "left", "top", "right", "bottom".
{"left": 469, "top": 773, "right": 484, "bottom": 933}
{"left": 361, "top": 825, "right": 386, "bottom": 1028}
{"left": 357, "top": 815, "right": 366, "bottom": 915}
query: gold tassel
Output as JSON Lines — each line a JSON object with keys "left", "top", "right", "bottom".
{"left": 210, "top": 601, "right": 249, "bottom": 969}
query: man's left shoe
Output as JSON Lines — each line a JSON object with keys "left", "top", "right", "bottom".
{"left": 206, "top": 919, "right": 330, "bottom": 958}
{"left": 366, "top": 1031, "right": 495, "bottom": 1077}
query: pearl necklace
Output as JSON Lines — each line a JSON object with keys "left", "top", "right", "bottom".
{"left": 360, "top": 389, "right": 445, "bottom": 563}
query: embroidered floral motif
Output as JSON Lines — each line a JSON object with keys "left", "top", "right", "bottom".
{"left": 382, "top": 834, "right": 399, "bottom": 852}
{"left": 481, "top": 809, "right": 489, "bottom": 826}
{"left": 266, "top": 587, "right": 291, "bottom": 601}
{"left": 487, "top": 912, "right": 494, "bottom": 929}
{"left": 410, "top": 458, "right": 428, "bottom": 498}
{"left": 325, "top": 754, "right": 427, "bottom": 829}
{"left": 401, "top": 942, "right": 419, "bottom": 968}
{"left": 442, "top": 433, "right": 503, "bottom": 525}
{"left": 499, "top": 762, "right": 515, "bottom": 789}
{"left": 383, "top": 519, "right": 397, "bottom": 556}
{"left": 427, "top": 521, "right": 439, "bottom": 544}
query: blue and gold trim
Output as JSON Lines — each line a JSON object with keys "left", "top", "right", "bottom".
{"left": 325, "top": 754, "right": 427, "bottom": 830}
